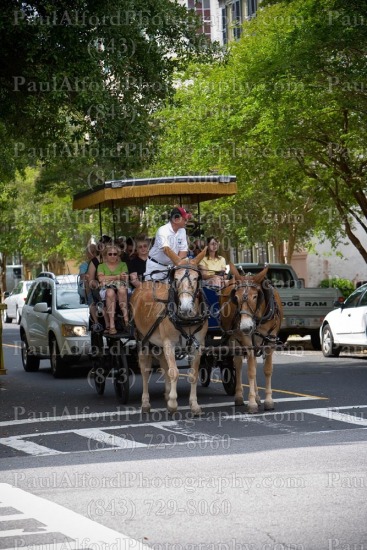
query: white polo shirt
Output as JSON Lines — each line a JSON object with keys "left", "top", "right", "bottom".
{"left": 145, "top": 222, "right": 188, "bottom": 280}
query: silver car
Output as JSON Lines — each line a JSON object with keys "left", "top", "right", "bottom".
{"left": 20, "top": 274, "right": 90, "bottom": 377}
{"left": 3, "top": 280, "right": 35, "bottom": 324}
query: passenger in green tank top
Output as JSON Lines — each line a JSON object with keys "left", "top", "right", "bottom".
{"left": 97, "top": 244, "right": 129, "bottom": 334}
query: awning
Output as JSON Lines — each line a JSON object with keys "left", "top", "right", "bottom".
{"left": 72, "top": 175, "right": 237, "bottom": 210}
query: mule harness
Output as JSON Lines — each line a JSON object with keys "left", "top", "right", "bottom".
{"left": 140, "top": 265, "right": 209, "bottom": 349}
{"left": 221, "top": 280, "right": 282, "bottom": 350}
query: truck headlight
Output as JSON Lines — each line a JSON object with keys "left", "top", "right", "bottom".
{"left": 61, "top": 324, "right": 88, "bottom": 337}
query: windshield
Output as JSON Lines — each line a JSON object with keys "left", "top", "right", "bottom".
{"left": 56, "top": 284, "right": 88, "bottom": 310}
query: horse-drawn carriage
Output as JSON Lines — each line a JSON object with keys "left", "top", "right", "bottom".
{"left": 72, "top": 175, "right": 283, "bottom": 413}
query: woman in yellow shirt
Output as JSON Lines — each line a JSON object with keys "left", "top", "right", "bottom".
{"left": 199, "top": 236, "right": 228, "bottom": 288}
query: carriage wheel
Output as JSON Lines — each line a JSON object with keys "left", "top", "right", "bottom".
{"left": 94, "top": 358, "right": 109, "bottom": 395}
{"left": 199, "top": 355, "right": 213, "bottom": 387}
{"left": 113, "top": 352, "right": 130, "bottom": 404}
{"left": 91, "top": 332, "right": 108, "bottom": 395}
{"left": 220, "top": 357, "right": 237, "bottom": 396}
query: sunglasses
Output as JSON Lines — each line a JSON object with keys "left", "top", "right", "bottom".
{"left": 107, "top": 252, "right": 118, "bottom": 256}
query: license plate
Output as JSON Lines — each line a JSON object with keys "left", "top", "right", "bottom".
{"left": 289, "top": 318, "right": 305, "bottom": 327}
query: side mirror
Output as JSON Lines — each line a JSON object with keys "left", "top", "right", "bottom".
{"left": 334, "top": 297, "right": 345, "bottom": 308}
{"left": 34, "top": 302, "right": 51, "bottom": 313}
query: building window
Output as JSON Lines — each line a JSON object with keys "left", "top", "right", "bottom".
{"left": 232, "top": 0, "right": 242, "bottom": 40}
{"left": 247, "top": 0, "right": 257, "bottom": 18}
{"left": 221, "top": 7, "right": 228, "bottom": 44}
{"left": 188, "top": 0, "right": 212, "bottom": 39}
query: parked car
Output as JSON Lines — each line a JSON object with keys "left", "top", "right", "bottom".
{"left": 20, "top": 273, "right": 90, "bottom": 377}
{"left": 320, "top": 283, "right": 367, "bottom": 357}
{"left": 3, "top": 280, "right": 35, "bottom": 324}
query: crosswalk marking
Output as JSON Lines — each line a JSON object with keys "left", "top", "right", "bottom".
{"left": 74, "top": 428, "right": 147, "bottom": 449}
{"left": 226, "top": 404, "right": 367, "bottom": 422}
{"left": 304, "top": 408, "right": 367, "bottom": 426}
{"left": 1, "top": 405, "right": 366, "bottom": 457}
{"left": 0, "top": 483, "right": 150, "bottom": 550}
{"left": 0, "top": 396, "right": 319, "bottom": 428}
{"left": 0, "top": 437, "right": 65, "bottom": 456}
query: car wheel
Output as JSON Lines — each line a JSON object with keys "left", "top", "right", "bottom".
{"left": 3, "top": 309, "right": 11, "bottom": 323}
{"left": 310, "top": 331, "right": 321, "bottom": 351}
{"left": 50, "top": 336, "right": 67, "bottom": 378}
{"left": 321, "top": 324, "right": 341, "bottom": 357}
{"left": 16, "top": 307, "right": 21, "bottom": 325}
{"left": 21, "top": 333, "right": 40, "bottom": 372}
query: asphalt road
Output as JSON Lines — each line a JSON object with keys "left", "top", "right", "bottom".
{"left": 1, "top": 322, "right": 367, "bottom": 550}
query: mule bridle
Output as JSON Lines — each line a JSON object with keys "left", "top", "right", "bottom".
{"left": 223, "top": 279, "right": 281, "bottom": 350}
{"left": 170, "top": 264, "right": 202, "bottom": 303}
{"left": 140, "top": 263, "right": 209, "bottom": 349}
{"left": 232, "top": 281, "right": 263, "bottom": 322}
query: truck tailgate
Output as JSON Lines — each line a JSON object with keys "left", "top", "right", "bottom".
{"left": 279, "top": 288, "right": 340, "bottom": 328}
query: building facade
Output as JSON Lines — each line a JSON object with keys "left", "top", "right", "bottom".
{"left": 178, "top": 0, "right": 258, "bottom": 44}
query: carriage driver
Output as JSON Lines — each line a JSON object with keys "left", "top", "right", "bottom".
{"left": 144, "top": 206, "right": 192, "bottom": 281}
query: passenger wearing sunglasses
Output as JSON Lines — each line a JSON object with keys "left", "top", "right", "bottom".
{"left": 97, "top": 244, "right": 129, "bottom": 334}
{"left": 127, "top": 236, "right": 150, "bottom": 288}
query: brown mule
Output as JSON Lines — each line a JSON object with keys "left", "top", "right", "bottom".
{"left": 130, "top": 247, "right": 209, "bottom": 415}
{"left": 219, "top": 265, "right": 283, "bottom": 413}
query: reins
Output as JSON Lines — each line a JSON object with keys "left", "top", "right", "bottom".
{"left": 223, "top": 279, "right": 282, "bottom": 348}
{"left": 140, "top": 263, "right": 209, "bottom": 349}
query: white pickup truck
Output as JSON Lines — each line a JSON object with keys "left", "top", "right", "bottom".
{"left": 234, "top": 263, "right": 342, "bottom": 350}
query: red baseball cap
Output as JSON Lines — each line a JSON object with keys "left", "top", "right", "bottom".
{"left": 170, "top": 206, "right": 192, "bottom": 220}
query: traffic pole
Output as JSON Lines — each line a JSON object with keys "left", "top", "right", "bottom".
{"left": 0, "top": 304, "right": 7, "bottom": 375}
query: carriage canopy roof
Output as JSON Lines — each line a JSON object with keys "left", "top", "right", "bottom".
{"left": 72, "top": 175, "right": 237, "bottom": 210}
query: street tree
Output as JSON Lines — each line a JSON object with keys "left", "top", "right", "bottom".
{"left": 228, "top": 0, "right": 367, "bottom": 261}
{"left": 0, "top": 0, "right": 216, "bottom": 187}
{"left": 152, "top": 63, "right": 334, "bottom": 261}
{"left": 152, "top": 0, "right": 367, "bottom": 261}
{"left": 11, "top": 168, "right": 99, "bottom": 274}
{"left": 0, "top": 179, "right": 20, "bottom": 291}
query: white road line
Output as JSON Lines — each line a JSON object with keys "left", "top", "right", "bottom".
{"left": 0, "top": 421, "right": 216, "bottom": 456}
{"left": 225, "top": 404, "right": 367, "bottom": 421}
{"left": 1, "top": 405, "right": 366, "bottom": 457}
{"left": 305, "top": 409, "right": 367, "bottom": 426}
{"left": 74, "top": 428, "right": 147, "bottom": 449}
{"left": 0, "top": 437, "right": 65, "bottom": 456}
{"left": 0, "top": 396, "right": 319, "bottom": 428}
{"left": 0, "top": 483, "right": 150, "bottom": 550}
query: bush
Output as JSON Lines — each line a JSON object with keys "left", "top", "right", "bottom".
{"left": 319, "top": 278, "right": 355, "bottom": 299}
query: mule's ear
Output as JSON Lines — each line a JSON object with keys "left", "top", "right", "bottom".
{"left": 163, "top": 246, "right": 181, "bottom": 265}
{"left": 229, "top": 262, "right": 242, "bottom": 281}
{"left": 193, "top": 247, "right": 207, "bottom": 264}
{"left": 253, "top": 266, "right": 269, "bottom": 284}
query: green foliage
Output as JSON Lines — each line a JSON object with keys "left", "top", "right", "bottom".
{"left": 320, "top": 277, "right": 355, "bottom": 298}
{"left": 10, "top": 168, "right": 100, "bottom": 267}
{"left": 0, "top": 0, "right": 219, "bottom": 188}
{"left": 151, "top": 0, "right": 367, "bottom": 262}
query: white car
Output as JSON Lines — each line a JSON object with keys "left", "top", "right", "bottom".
{"left": 20, "top": 273, "right": 90, "bottom": 377}
{"left": 3, "top": 280, "right": 35, "bottom": 324}
{"left": 320, "top": 284, "right": 367, "bottom": 357}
